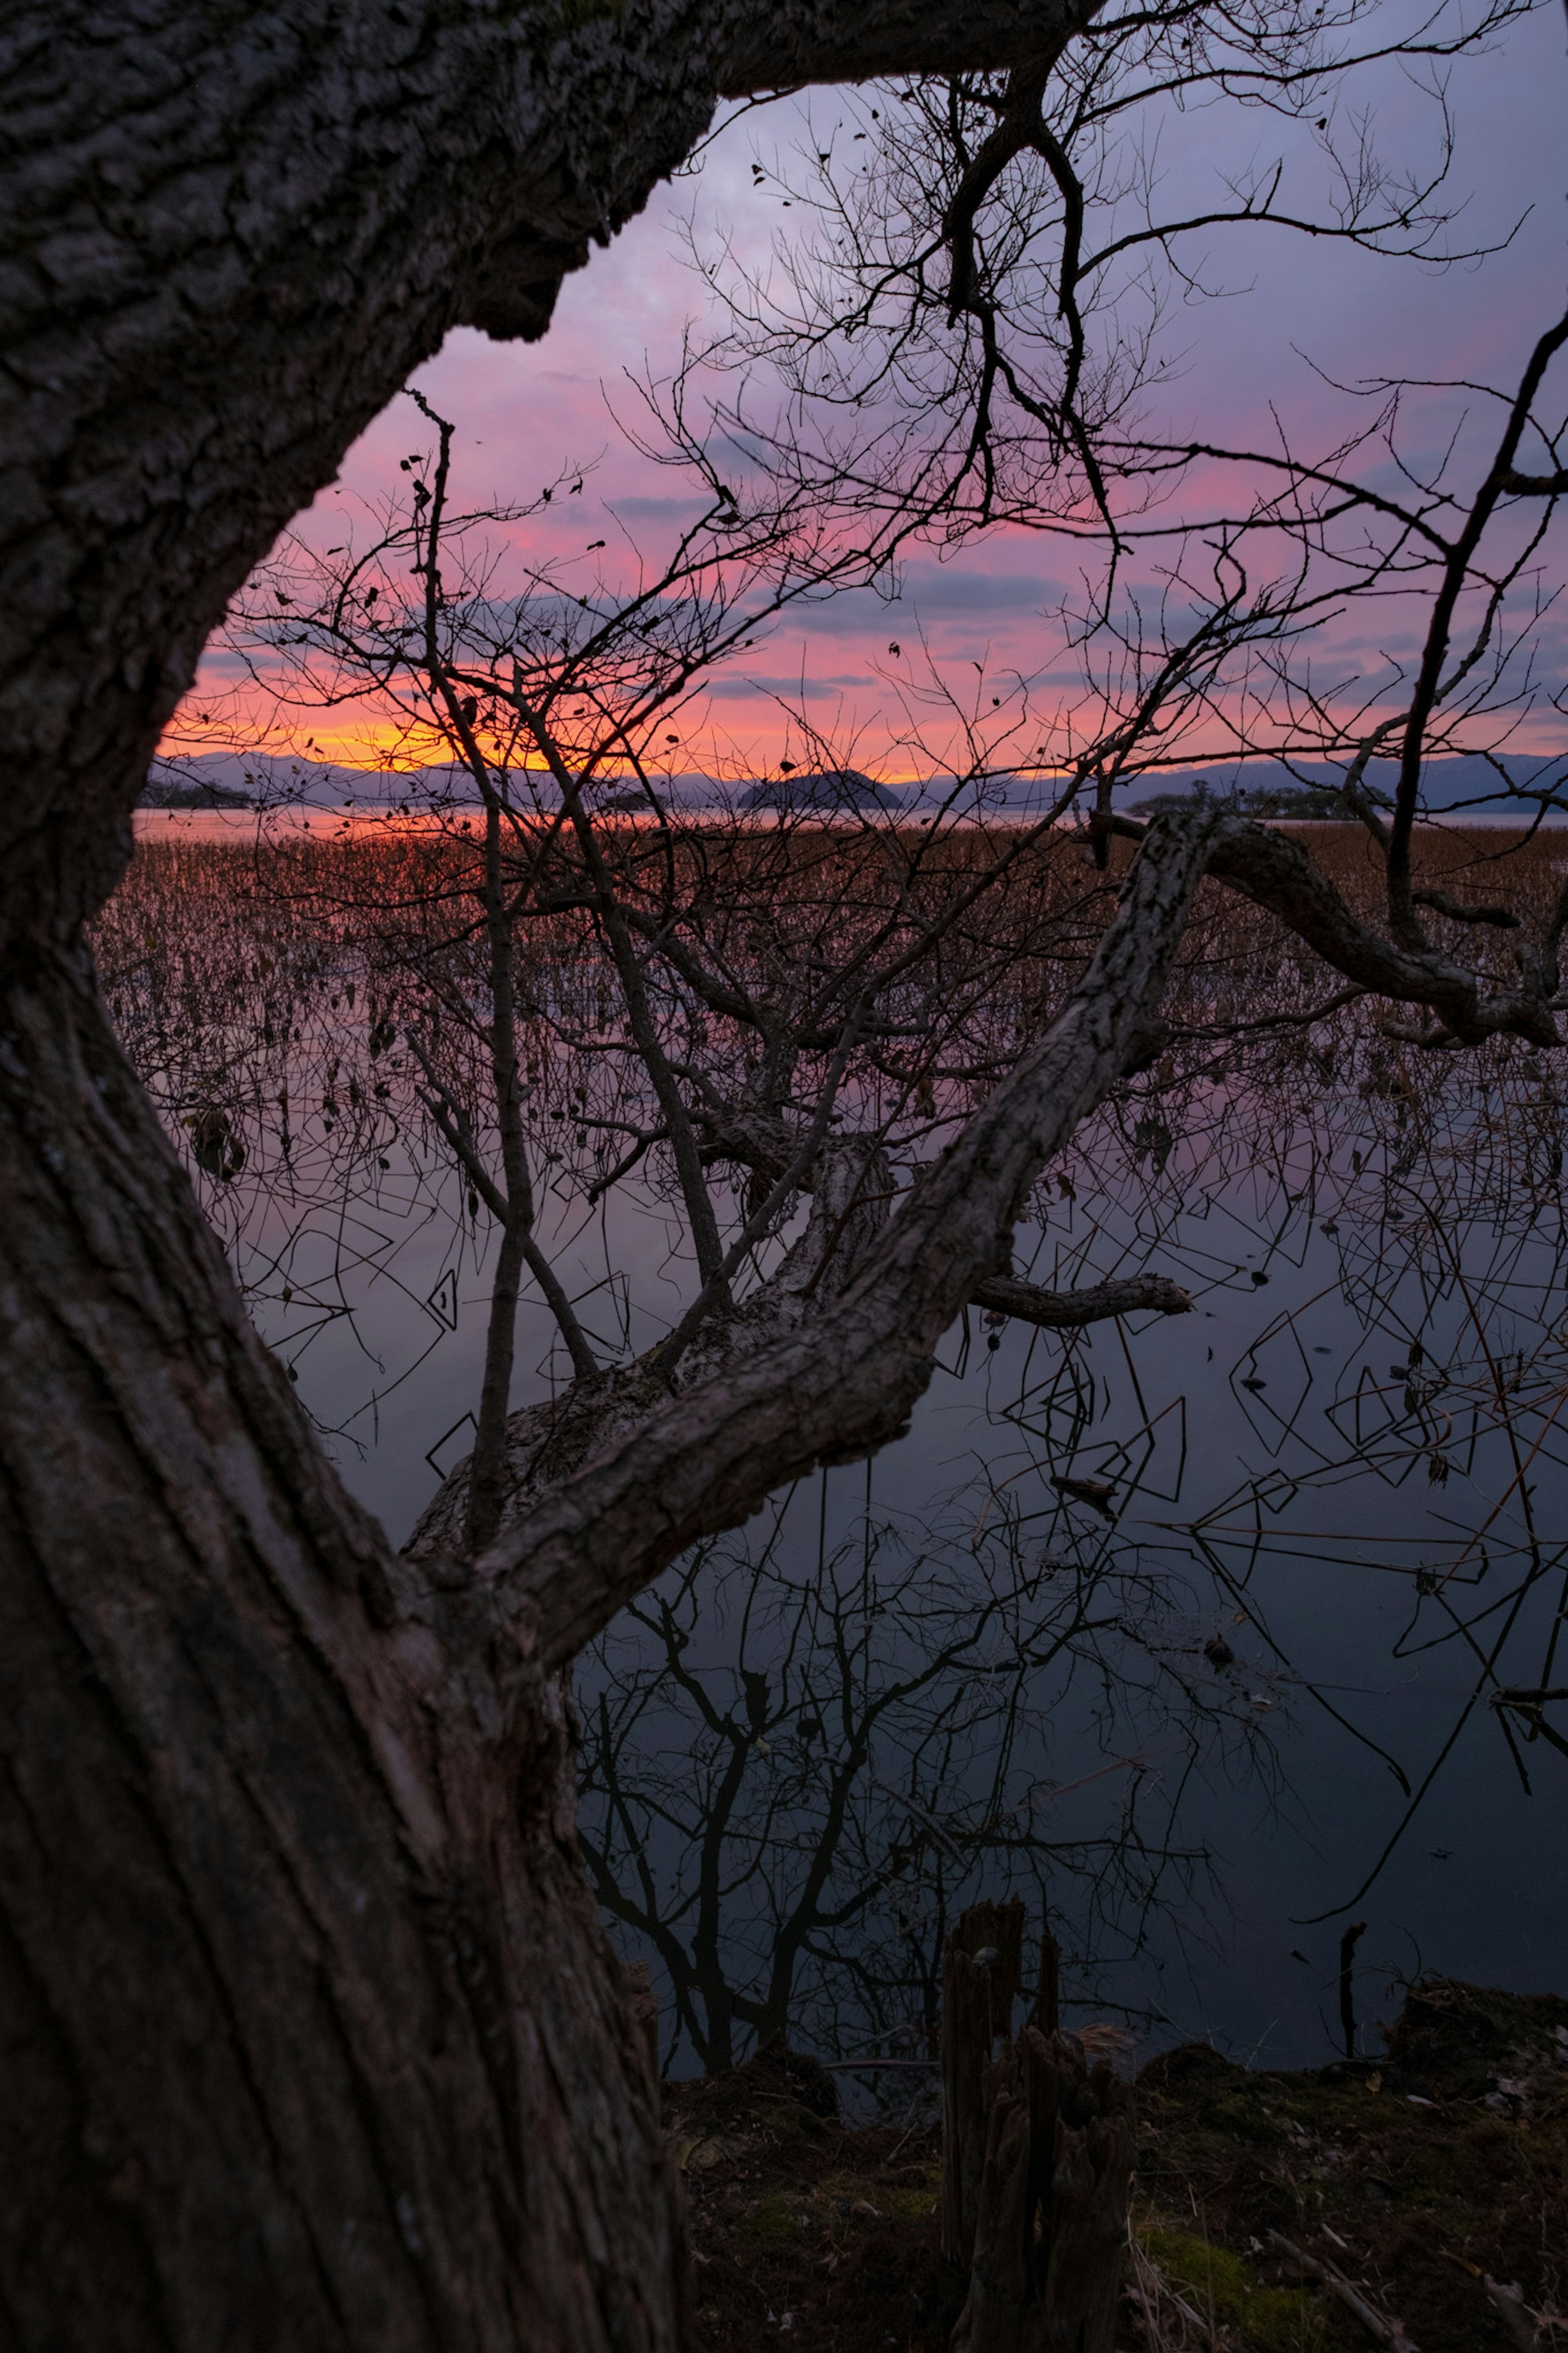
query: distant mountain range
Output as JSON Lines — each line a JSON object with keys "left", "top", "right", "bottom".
{"left": 140, "top": 775, "right": 255, "bottom": 809}
{"left": 142, "top": 750, "right": 1566, "bottom": 819}
{"left": 140, "top": 755, "right": 911, "bottom": 813}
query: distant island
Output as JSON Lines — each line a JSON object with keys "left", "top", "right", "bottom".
{"left": 1123, "top": 752, "right": 1566, "bottom": 820}
{"left": 1130, "top": 778, "right": 1350, "bottom": 820}
{"left": 139, "top": 777, "right": 254, "bottom": 810}
{"left": 742, "top": 767, "right": 902, "bottom": 813}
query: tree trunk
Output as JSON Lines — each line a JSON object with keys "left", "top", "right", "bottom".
{"left": 942, "top": 1900, "right": 1027, "bottom": 2268}
{"left": 0, "top": 943, "right": 684, "bottom": 2347}
{"left": 948, "top": 2030, "right": 1133, "bottom": 2353}
{"left": 0, "top": 776, "right": 1212, "bottom": 2346}
{"left": 1, "top": 9, "right": 1148, "bottom": 2337}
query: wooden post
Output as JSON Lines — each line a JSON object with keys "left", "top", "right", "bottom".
{"left": 942, "top": 1908, "right": 1133, "bottom": 2353}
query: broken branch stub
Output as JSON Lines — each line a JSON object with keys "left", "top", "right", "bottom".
{"left": 942, "top": 1899, "right": 1027, "bottom": 2266}
{"left": 943, "top": 1906, "right": 1133, "bottom": 2353}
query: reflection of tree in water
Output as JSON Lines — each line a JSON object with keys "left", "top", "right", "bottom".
{"left": 577, "top": 1037, "right": 1568, "bottom": 2076}
{"left": 982, "top": 1046, "right": 1568, "bottom": 1918}
{"left": 575, "top": 1480, "right": 1266, "bottom": 2087}
{"left": 97, "top": 832, "right": 1568, "bottom": 2063}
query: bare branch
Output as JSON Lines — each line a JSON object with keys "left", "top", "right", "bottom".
{"left": 971, "top": 1271, "right": 1192, "bottom": 1326}
{"left": 472, "top": 805, "right": 1224, "bottom": 1668}
{"left": 1107, "top": 812, "right": 1559, "bottom": 1047}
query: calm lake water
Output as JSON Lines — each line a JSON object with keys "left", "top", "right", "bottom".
{"left": 192, "top": 1056, "right": 1567, "bottom": 2083}
{"left": 108, "top": 834, "right": 1568, "bottom": 2083}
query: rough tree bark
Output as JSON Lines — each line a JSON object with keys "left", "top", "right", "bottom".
{"left": 0, "top": 946, "right": 698, "bottom": 2348}
{"left": 942, "top": 1900, "right": 1029, "bottom": 2268}
{"left": 405, "top": 1147, "right": 1191, "bottom": 1556}
{"left": 2, "top": 5, "right": 1112, "bottom": 2346}
{"left": 949, "top": 2028, "right": 1134, "bottom": 2353}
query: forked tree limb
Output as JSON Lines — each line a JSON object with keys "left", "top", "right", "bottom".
{"left": 469, "top": 805, "right": 1223, "bottom": 1669}
{"left": 428, "top": 798, "right": 1562, "bottom": 1668}
{"left": 408, "top": 1211, "right": 1190, "bottom": 1560}
{"left": 1111, "top": 814, "right": 1559, "bottom": 1045}
{"left": 402, "top": 1132, "right": 896, "bottom": 1560}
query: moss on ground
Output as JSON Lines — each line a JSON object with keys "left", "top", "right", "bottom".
{"left": 664, "top": 1978, "right": 1568, "bottom": 2353}
{"left": 1139, "top": 2224, "right": 1325, "bottom": 2353}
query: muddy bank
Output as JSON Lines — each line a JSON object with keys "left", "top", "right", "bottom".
{"left": 664, "top": 1977, "right": 1568, "bottom": 2353}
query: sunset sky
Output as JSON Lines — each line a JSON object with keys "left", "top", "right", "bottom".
{"left": 176, "top": 5, "right": 1568, "bottom": 791}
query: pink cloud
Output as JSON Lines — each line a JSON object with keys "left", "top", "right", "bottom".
{"left": 177, "top": 16, "right": 1568, "bottom": 787}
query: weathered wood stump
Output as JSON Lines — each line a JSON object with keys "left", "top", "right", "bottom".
{"left": 942, "top": 1899, "right": 1028, "bottom": 2264}
{"left": 941, "top": 1904, "right": 1134, "bottom": 2353}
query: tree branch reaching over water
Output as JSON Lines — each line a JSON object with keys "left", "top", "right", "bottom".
{"left": 456, "top": 805, "right": 1222, "bottom": 1665}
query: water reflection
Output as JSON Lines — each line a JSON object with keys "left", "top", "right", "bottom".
{"left": 576, "top": 1495, "right": 1239, "bottom": 2090}
{"left": 96, "top": 841, "right": 1568, "bottom": 2071}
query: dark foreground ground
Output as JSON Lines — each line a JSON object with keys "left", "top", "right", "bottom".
{"left": 664, "top": 1978, "right": 1568, "bottom": 2353}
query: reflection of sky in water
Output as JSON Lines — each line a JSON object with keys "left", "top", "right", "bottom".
{"left": 960, "top": 1098, "right": 1568, "bottom": 2065}
{"left": 206, "top": 1055, "right": 1568, "bottom": 2076}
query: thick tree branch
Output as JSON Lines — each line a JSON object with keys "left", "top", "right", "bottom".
{"left": 465, "top": 805, "right": 1222, "bottom": 1669}
{"left": 715, "top": 0, "right": 1100, "bottom": 93}
{"left": 1411, "top": 888, "right": 1521, "bottom": 929}
{"left": 415, "top": 794, "right": 1568, "bottom": 1666}
{"left": 1107, "top": 813, "right": 1560, "bottom": 1045}
{"left": 1498, "top": 468, "right": 1568, "bottom": 495}
{"left": 402, "top": 1133, "right": 893, "bottom": 1561}
{"left": 972, "top": 1272, "right": 1194, "bottom": 1327}
{"left": 1386, "top": 303, "right": 1568, "bottom": 941}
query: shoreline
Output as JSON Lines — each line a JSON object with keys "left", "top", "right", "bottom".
{"left": 664, "top": 1974, "right": 1568, "bottom": 2353}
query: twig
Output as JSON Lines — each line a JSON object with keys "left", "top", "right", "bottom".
{"left": 1130, "top": 2239, "right": 1218, "bottom": 2345}
{"left": 868, "top": 1774, "right": 970, "bottom": 1869}
{"left": 1483, "top": 2279, "right": 1541, "bottom": 2353}
{"left": 819, "top": 2056, "right": 939, "bottom": 2071}
{"left": 1267, "top": 2231, "right": 1418, "bottom": 2353}
{"left": 971, "top": 1271, "right": 1193, "bottom": 1328}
